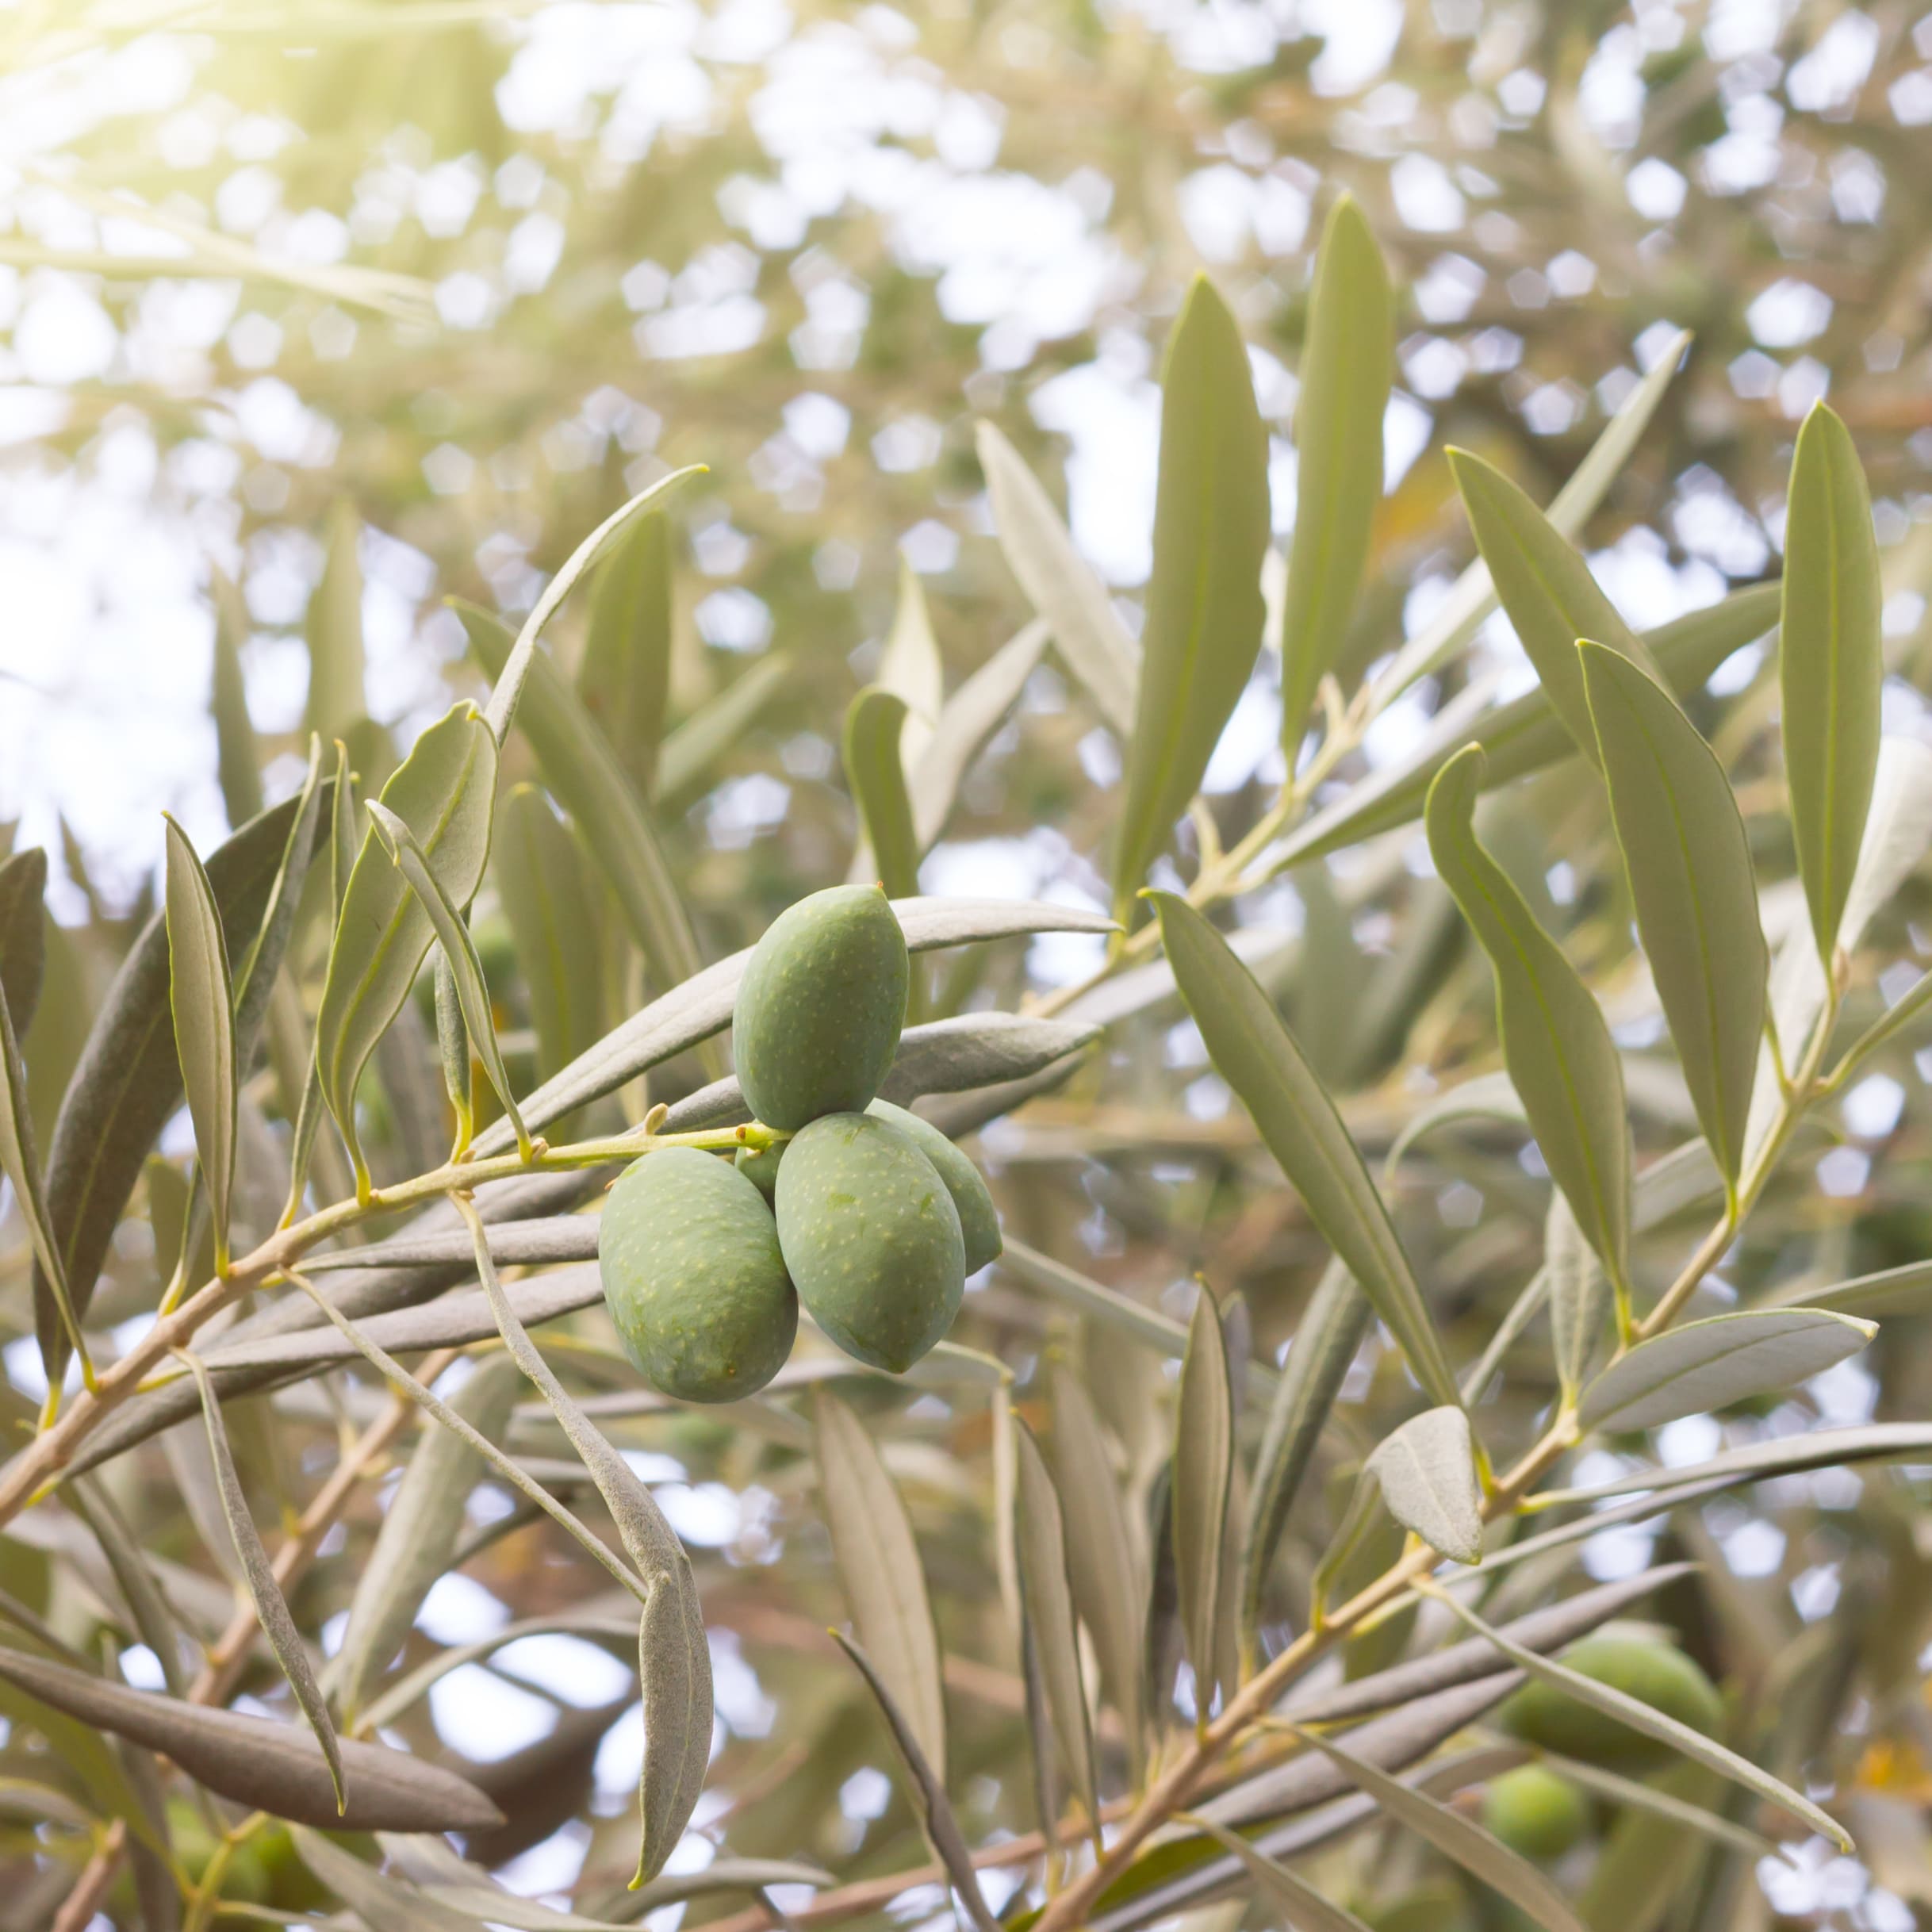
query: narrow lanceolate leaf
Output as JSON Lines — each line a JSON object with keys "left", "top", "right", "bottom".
{"left": 910, "top": 621, "right": 1048, "bottom": 849}
{"left": 305, "top": 497, "right": 366, "bottom": 740}
{"left": 1290, "top": 1725, "right": 1589, "bottom": 1932}
{"left": 316, "top": 702, "right": 497, "bottom": 1194}
{"left": 1541, "top": 1752, "right": 1777, "bottom": 1861}
{"left": 1175, "top": 1289, "right": 1234, "bottom": 1719}
{"left": 654, "top": 654, "right": 791, "bottom": 805}
{"left": 1049, "top": 1363, "right": 1147, "bottom": 1782}
{"left": 1366, "top": 1405, "right": 1483, "bottom": 1565}
{"left": 1151, "top": 892, "right": 1459, "bottom": 1409}
{"left": 366, "top": 800, "right": 530, "bottom": 1159}
{"left": 332, "top": 1352, "right": 523, "bottom": 1727}
{"left": 1425, "top": 747, "right": 1631, "bottom": 1305}
{"left": 1579, "top": 1307, "right": 1876, "bottom": 1433}
{"left": 433, "top": 955, "right": 470, "bottom": 1151}
{"left": 481, "top": 466, "right": 704, "bottom": 742}
{"left": 0, "top": 1643, "right": 502, "bottom": 1830}
{"left": 1781, "top": 401, "right": 1884, "bottom": 964}
{"left": 877, "top": 557, "right": 945, "bottom": 772}
{"left": 493, "top": 784, "right": 605, "bottom": 1083}
{"left": 1581, "top": 642, "right": 1765, "bottom": 1190}
{"left": 1010, "top": 1418, "right": 1098, "bottom": 1826}
{"left": 977, "top": 420, "right": 1138, "bottom": 733}
{"left": 813, "top": 1389, "right": 946, "bottom": 1777}
{"left": 210, "top": 567, "right": 265, "bottom": 830}
{"left": 456, "top": 1200, "right": 710, "bottom": 1884}
{"left": 289, "top": 1828, "right": 480, "bottom": 1932}
{"left": 1278, "top": 194, "right": 1392, "bottom": 753}
{"left": 1429, "top": 1588, "right": 1853, "bottom": 1851}
{"left": 843, "top": 688, "right": 922, "bottom": 899}
{"left": 1447, "top": 447, "right": 1654, "bottom": 762}
{"left": 578, "top": 508, "right": 673, "bottom": 797}
{"left": 1545, "top": 1192, "right": 1608, "bottom": 1399}
{"left": 1241, "top": 1260, "right": 1371, "bottom": 1650}
{"left": 461, "top": 602, "right": 704, "bottom": 1000}
{"left": 162, "top": 816, "right": 238, "bottom": 1271}
{"left": 0, "top": 979, "right": 88, "bottom": 1384}
{"left": 178, "top": 1349, "right": 344, "bottom": 1813}
{"left": 1114, "top": 278, "right": 1271, "bottom": 914}
{"left": 1182, "top": 1814, "right": 1375, "bottom": 1932}
{"left": 0, "top": 845, "right": 48, "bottom": 1032}
{"left": 830, "top": 1632, "right": 1000, "bottom": 1932}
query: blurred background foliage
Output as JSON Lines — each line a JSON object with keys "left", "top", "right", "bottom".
{"left": 5, "top": 0, "right": 1932, "bottom": 1928}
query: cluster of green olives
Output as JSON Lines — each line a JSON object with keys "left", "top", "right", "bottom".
{"left": 598, "top": 885, "right": 1001, "bottom": 1401}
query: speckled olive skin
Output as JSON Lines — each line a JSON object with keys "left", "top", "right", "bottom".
{"left": 775, "top": 1112, "right": 964, "bottom": 1373}
{"left": 600, "top": 1148, "right": 798, "bottom": 1402}
{"left": 733, "top": 884, "right": 909, "bottom": 1130}
{"left": 865, "top": 1100, "right": 1001, "bottom": 1273}
{"left": 1498, "top": 1632, "right": 1722, "bottom": 1768}
{"left": 734, "top": 1140, "right": 786, "bottom": 1200}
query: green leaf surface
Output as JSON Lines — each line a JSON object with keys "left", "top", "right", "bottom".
{"left": 1545, "top": 1192, "right": 1609, "bottom": 1398}
{"left": 305, "top": 497, "right": 366, "bottom": 741}
{"left": 1446, "top": 447, "right": 1656, "bottom": 761}
{"left": 876, "top": 558, "right": 945, "bottom": 769}
{"left": 654, "top": 654, "right": 791, "bottom": 806}
{"left": 460, "top": 602, "right": 704, "bottom": 1002}
{"left": 315, "top": 702, "right": 497, "bottom": 1194}
{"left": 162, "top": 816, "right": 239, "bottom": 1271}
{"left": 1365, "top": 1405, "right": 1483, "bottom": 1565}
{"left": 367, "top": 799, "right": 529, "bottom": 1156}
{"left": 494, "top": 784, "right": 607, "bottom": 1083}
{"left": 1150, "top": 891, "right": 1459, "bottom": 1408}
{"left": 1769, "top": 1257, "right": 1932, "bottom": 1318}
{"left": 0, "top": 845, "right": 48, "bottom": 1033}
{"left": 1011, "top": 1416, "right": 1098, "bottom": 1826}
{"left": 1579, "top": 1306, "right": 1876, "bottom": 1432}
{"left": 813, "top": 1387, "right": 946, "bottom": 1778}
{"left": 1175, "top": 1289, "right": 1234, "bottom": 1716}
{"left": 481, "top": 466, "right": 703, "bottom": 743}
{"left": 910, "top": 622, "right": 1048, "bottom": 849}
{"left": 1181, "top": 1813, "right": 1375, "bottom": 1932}
{"left": 1425, "top": 746, "right": 1631, "bottom": 1301}
{"left": 977, "top": 420, "right": 1138, "bottom": 734}
{"left": 1114, "top": 277, "right": 1270, "bottom": 912}
{"left": 1431, "top": 1586, "right": 1851, "bottom": 1850}
{"left": 577, "top": 508, "right": 673, "bottom": 798}
{"left": 843, "top": 687, "right": 922, "bottom": 899}
{"left": 1278, "top": 195, "right": 1392, "bottom": 751}
{"left": 1581, "top": 642, "right": 1765, "bottom": 1188}
{"left": 210, "top": 565, "right": 266, "bottom": 831}
{"left": 1781, "top": 401, "right": 1883, "bottom": 963}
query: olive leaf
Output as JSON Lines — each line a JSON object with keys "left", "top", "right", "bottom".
{"left": 843, "top": 687, "right": 922, "bottom": 899}
{"left": 304, "top": 497, "right": 366, "bottom": 740}
{"left": 332, "top": 1351, "right": 523, "bottom": 1728}
{"left": 0, "top": 845, "right": 48, "bottom": 1033}
{"left": 1428, "top": 1585, "right": 1852, "bottom": 1850}
{"left": 210, "top": 565, "right": 265, "bottom": 831}
{"left": 1240, "top": 1259, "right": 1370, "bottom": 1650}
{"left": 1180, "top": 1813, "right": 1374, "bottom": 1932}
{"left": 1048, "top": 1361, "right": 1147, "bottom": 1783}
{"left": 1364, "top": 1405, "right": 1483, "bottom": 1566}
{"left": 67, "top": 1474, "right": 190, "bottom": 1696}
{"left": 654, "top": 654, "right": 791, "bottom": 805}
{"left": 1781, "top": 401, "right": 1883, "bottom": 965}
{"left": 1771, "top": 1257, "right": 1932, "bottom": 1319}
{"left": 1010, "top": 1416, "right": 1098, "bottom": 1827}
{"left": 876, "top": 557, "right": 944, "bottom": 769}
{"left": 458, "top": 1199, "right": 711, "bottom": 1884}
{"left": 1275, "top": 584, "right": 1781, "bottom": 872}
{"left": 1425, "top": 746, "right": 1631, "bottom": 1312}
{"left": 1445, "top": 447, "right": 1656, "bottom": 762}
{"left": 33, "top": 787, "right": 325, "bottom": 1386}
{"left": 812, "top": 1387, "right": 946, "bottom": 1777}
{"left": 366, "top": 799, "right": 531, "bottom": 1159}
{"left": 1545, "top": 1191, "right": 1609, "bottom": 1399}
{"left": 494, "top": 784, "right": 608, "bottom": 1084}
{"left": 1174, "top": 1287, "right": 1234, "bottom": 1721}
{"left": 1150, "top": 891, "right": 1459, "bottom": 1409}
{"left": 460, "top": 601, "right": 703, "bottom": 1002}
{"left": 316, "top": 701, "right": 497, "bottom": 1194}
{"left": 976, "top": 419, "right": 1138, "bottom": 733}
{"left": 910, "top": 620, "right": 1048, "bottom": 849}
{"left": 1577, "top": 1307, "right": 1876, "bottom": 1433}
{"left": 0, "top": 1619, "right": 501, "bottom": 1830}
{"left": 433, "top": 953, "right": 471, "bottom": 1152}
{"left": 579, "top": 508, "right": 673, "bottom": 798}
{"left": 1288, "top": 1723, "right": 1589, "bottom": 1932}
{"left": 178, "top": 1348, "right": 345, "bottom": 1812}
{"left": 289, "top": 1827, "right": 481, "bottom": 1932}
{"left": 1581, "top": 642, "right": 1765, "bottom": 1191}
{"left": 1542, "top": 1751, "right": 1777, "bottom": 1861}
{"left": 161, "top": 817, "right": 239, "bottom": 1272}
{"left": 1278, "top": 194, "right": 1392, "bottom": 753}
{"left": 1113, "top": 275, "right": 1270, "bottom": 914}
{"left": 481, "top": 466, "right": 704, "bottom": 742}
{"left": 830, "top": 1631, "right": 1000, "bottom": 1932}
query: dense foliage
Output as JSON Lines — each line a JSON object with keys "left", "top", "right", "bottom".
{"left": 5, "top": 6, "right": 1932, "bottom": 1932}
